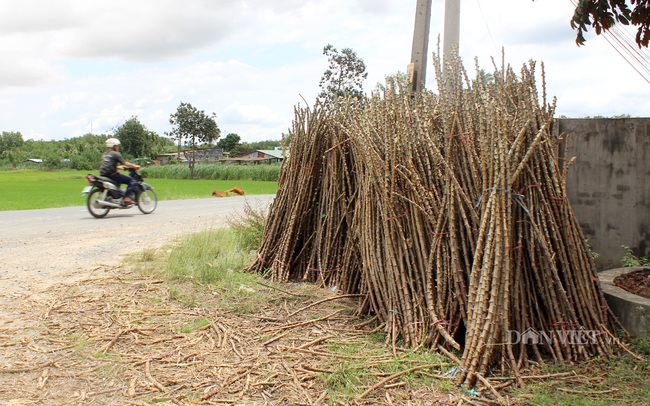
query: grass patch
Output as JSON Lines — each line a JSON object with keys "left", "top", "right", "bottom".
{"left": 141, "top": 163, "right": 281, "bottom": 181}
{"left": 65, "top": 330, "right": 94, "bottom": 354}
{"left": 0, "top": 170, "right": 88, "bottom": 210}
{"left": 180, "top": 318, "right": 210, "bottom": 333}
{"left": 164, "top": 227, "right": 256, "bottom": 284}
{"left": 162, "top": 199, "right": 269, "bottom": 290}
{"left": 511, "top": 352, "right": 650, "bottom": 405}
{"left": 632, "top": 333, "right": 650, "bottom": 357}
{"left": 322, "top": 341, "right": 449, "bottom": 404}
{"left": 0, "top": 169, "right": 277, "bottom": 211}
{"left": 129, "top": 200, "right": 284, "bottom": 315}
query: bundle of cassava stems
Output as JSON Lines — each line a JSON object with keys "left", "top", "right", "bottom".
{"left": 249, "top": 56, "right": 625, "bottom": 388}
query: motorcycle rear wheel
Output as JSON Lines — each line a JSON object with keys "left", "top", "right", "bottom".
{"left": 136, "top": 188, "right": 157, "bottom": 214}
{"left": 87, "top": 188, "right": 110, "bottom": 218}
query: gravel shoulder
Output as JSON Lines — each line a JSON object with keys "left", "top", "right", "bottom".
{"left": 0, "top": 196, "right": 275, "bottom": 328}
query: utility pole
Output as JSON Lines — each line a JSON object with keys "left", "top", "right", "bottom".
{"left": 442, "top": 0, "right": 461, "bottom": 82}
{"left": 408, "top": 0, "right": 432, "bottom": 93}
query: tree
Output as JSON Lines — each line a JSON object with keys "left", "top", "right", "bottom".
{"left": 318, "top": 44, "right": 368, "bottom": 104}
{"left": 374, "top": 72, "right": 411, "bottom": 96}
{"left": 1, "top": 131, "right": 24, "bottom": 155}
{"left": 169, "top": 102, "right": 221, "bottom": 179}
{"left": 472, "top": 68, "right": 494, "bottom": 90}
{"left": 66, "top": 133, "right": 105, "bottom": 170}
{"left": 0, "top": 131, "right": 25, "bottom": 168}
{"left": 570, "top": 0, "right": 650, "bottom": 47}
{"left": 113, "top": 117, "right": 158, "bottom": 159}
{"left": 217, "top": 133, "right": 241, "bottom": 152}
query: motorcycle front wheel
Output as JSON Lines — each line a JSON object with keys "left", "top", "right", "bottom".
{"left": 87, "top": 188, "right": 110, "bottom": 218}
{"left": 136, "top": 188, "right": 157, "bottom": 214}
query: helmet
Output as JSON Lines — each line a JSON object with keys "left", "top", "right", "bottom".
{"left": 106, "top": 138, "right": 121, "bottom": 148}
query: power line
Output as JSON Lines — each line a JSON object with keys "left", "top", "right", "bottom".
{"left": 474, "top": 0, "right": 650, "bottom": 84}
{"left": 568, "top": 0, "right": 650, "bottom": 85}
{"left": 603, "top": 30, "right": 650, "bottom": 85}
{"left": 608, "top": 23, "right": 650, "bottom": 78}
{"left": 474, "top": 0, "right": 501, "bottom": 57}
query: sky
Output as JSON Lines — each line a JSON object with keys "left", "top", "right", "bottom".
{"left": 1, "top": 0, "right": 648, "bottom": 143}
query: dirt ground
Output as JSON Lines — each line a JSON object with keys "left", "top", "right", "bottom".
{"left": 3, "top": 253, "right": 650, "bottom": 406}
{"left": 0, "top": 201, "right": 464, "bottom": 405}
{"left": 0, "top": 259, "right": 467, "bottom": 406}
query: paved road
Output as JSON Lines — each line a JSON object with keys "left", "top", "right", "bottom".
{"left": 0, "top": 195, "right": 275, "bottom": 297}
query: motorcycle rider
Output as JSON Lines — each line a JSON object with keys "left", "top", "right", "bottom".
{"left": 100, "top": 138, "right": 141, "bottom": 205}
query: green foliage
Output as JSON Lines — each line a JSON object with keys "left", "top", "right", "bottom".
{"left": 374, "top": 72, "right": 409, "bottom": 94}
{"left": 631, "top": 329, "right": 650, "bottom": 356}
{"left": 512, "top": 355, "right": 650, "bottom": 405}
{"left": 217, "top": 133, "right": 241, "bottom": 152}
{"left": 474, "top": 68, "right": 495, "bottom": 88}
{"left": 180, "top": 318, "right": 210, "bottom": 334}
{"left": 63, "top": 133, "right": 106, "bottom": 170}
{"left": 0, "top": 170, "right": 88, "bottom": 210}
{"left": 0, "top": 131, "right": 24, "bottom": 152}
{"left": 227, "top": 200, "right": 268, "bottom": 252}
{"left": 621, "top": 245, "right": 650, "bottom": 267}
{"left": 0, "top": 131, "right": 25, "bottom": 165}
{"left": 169, "top": 102, "right": 221, "bottom": 179}
{"left": 586, "top": 239, "right": 600, "bottom": 260}
{"left": 589, "top": 114, "right": 633, "bottom": 118}
{"left": 169, "top": 102, "right": 221, "bottom": 147}
{"left": 164, "top": 228, "right": 259, "bottom": 285}
{"left": 0, "top": 133, "right": 108, "bottom": 170}
{"left": 151, "top": 178, "right": 276, "bottom": 200}
{"left": 571, "top": 0, "right": 649, "bottom": 47}
{"left": 318, "top": 44, "right": 368, "bottom": 104}
{"left": 141, "top": 163, "right": 281, "bottom": 181}
{"left": 113, "top": 116, "right": 171, "bottom": 159}
{"left": 130, "top": 221, "right": 313, "bottom": 316}
{"left": 0, "top": 169, "right": 278, "bottom": 211}
{"left": 43, "top": 153, "right": 65, "bottom": 169}
{"left": 132, "top": 203, "right": 275, "bottom": 311}
{"left": 0, "top": 128, "right": 280, "bottom": 171}
{"left": 230, "top": 144, "right": 255, "bottom": 157}
{"left": 247, "top": 139, "right": 283, "bottom": 151}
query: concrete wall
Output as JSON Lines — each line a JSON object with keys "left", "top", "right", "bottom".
{"left": 559, "top": 118, "right": 650, "bottom": 270}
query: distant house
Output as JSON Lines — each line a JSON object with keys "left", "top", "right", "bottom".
{"left": 154, "top": 148, "right": 224, "bottom": 165}
{"left": 186, "top": 147, "right": 224, "bottom": 163}
{"left": 154, "top": 152, "right": 187, "bottom": 165}
{"left": 224, "top": 149, "right": 286, "bottom": 165}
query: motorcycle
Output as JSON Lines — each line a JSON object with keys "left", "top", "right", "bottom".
{"left": 82, "top": 167, "right": 157, "bottom": 218}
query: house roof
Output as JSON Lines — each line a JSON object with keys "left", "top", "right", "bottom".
{"left": 257, "top": 150, "right": 285, "bottom": 159}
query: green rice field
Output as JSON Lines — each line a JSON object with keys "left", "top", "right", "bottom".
{"left": 0, "top": 170, "right": 278, "bottom": 211}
